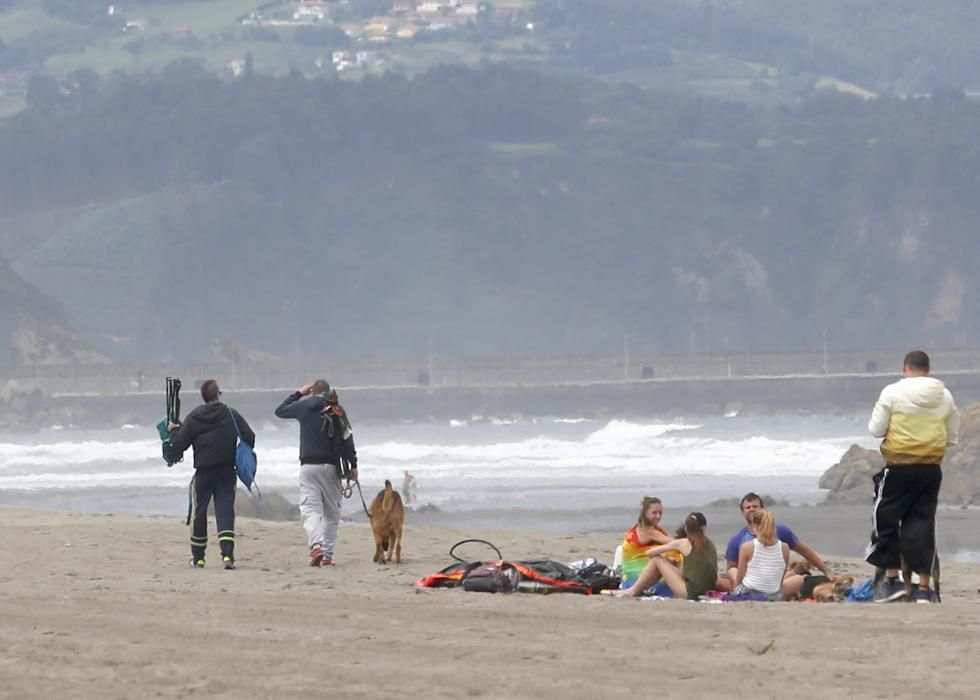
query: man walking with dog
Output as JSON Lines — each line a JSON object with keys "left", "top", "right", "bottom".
{"left": 275, "top": 380, "right": 357, "bottom": 567}
{"left": 867, "top": 350, "right": 959, "bottom": 603}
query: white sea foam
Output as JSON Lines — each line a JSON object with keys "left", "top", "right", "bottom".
{"left": 0, "top": 439, "right": 161, "bottom": 467}
{"left": 0, "top": 418, "right": 875, "bottom": 513}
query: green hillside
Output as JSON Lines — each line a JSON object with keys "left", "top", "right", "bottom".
{"left": 2, "top": 65, "right": 979, "bottom": 361}
{"left": 3, "top": 1, "right": 980, "bottom": 105}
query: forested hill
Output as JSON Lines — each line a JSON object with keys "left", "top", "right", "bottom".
{"left": 0, "top": 257, "right": 70, "bottom": 364}
{"left": 2, "top": 64, "right": 980, "bottom": 362}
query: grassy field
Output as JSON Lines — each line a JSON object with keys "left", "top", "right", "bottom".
{"left": 126, "top": 0, "right": 271, "bottom": 33}
{"left": 45, "top": 37, "right": 327, "bottom": 75}
{"left": 4, "top": 0, "right": 849, "bottom": 105}
{"left": 0, "top": 7, "right": 82, "bottom": 41}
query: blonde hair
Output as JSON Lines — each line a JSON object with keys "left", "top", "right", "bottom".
{"left": 749, "top": 509, "right": 777, "bottom": 546}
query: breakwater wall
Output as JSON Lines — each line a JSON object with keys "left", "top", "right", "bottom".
{"left": 37, "top": 372, "right": 980, "bottom": 430}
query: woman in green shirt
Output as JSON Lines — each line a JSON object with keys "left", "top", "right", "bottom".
{"left": 612, "top": 511, "right": 718, "bottom": 600}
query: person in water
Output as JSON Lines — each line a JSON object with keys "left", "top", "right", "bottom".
{"left": 733, "top": 509, "right": 804, "bottom": 600}
{"left": 619, "top": 497, "right": 680, "bottom": 593}
{"left": 402, "top": 471, "right": 417, "bottom": 509}
{"left": 614, "top": 512, "right": 718, "bottom": 600}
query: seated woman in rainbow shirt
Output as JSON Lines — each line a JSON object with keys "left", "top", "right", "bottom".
{"left": 619, "top": 497, "right": 682, "bottom": 596}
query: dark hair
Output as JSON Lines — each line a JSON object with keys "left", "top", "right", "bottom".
{"left": 200, "top": 379, "right": 220, "bottom": 403}
{"left": 312, "top": 379, "right": 330, "bottom": 395}
{"left": 739, "top": 492, "right": 764, "bottom": 509}
{"left": 636, "top": 496, "right": 663, "bottom": 529}
{"left": 904, "top": 350, "right": 930, "bottom": 372}
{"left": 684, "top": 511, "right": 709, "bottom": 553}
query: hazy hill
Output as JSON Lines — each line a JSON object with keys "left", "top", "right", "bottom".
{"left": 0, "top": 256, "right": 81, "bottom": 365}
{"left": 1, "top": 65, "right": 979, "bottom": 362}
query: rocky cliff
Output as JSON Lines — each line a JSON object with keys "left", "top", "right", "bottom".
{"left": 820, "top": 403, "right": 980, "bottom": 505}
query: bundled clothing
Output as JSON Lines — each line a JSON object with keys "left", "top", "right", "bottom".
{"left": 866, "top": 376, "right": 959, "bottom": 572}
{"left": 170, "top": 402, "right": 255, "bottom": 562}
{"left": 275, "top": 392, "right": 357, "bottom": 558}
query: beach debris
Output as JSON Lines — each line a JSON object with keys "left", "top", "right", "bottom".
{"left": 752, "top": 639, "right": 776, "bottom": 656}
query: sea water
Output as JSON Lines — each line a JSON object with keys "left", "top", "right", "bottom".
{"left": 0, "top": 414, "right": 876, "bottom": 526}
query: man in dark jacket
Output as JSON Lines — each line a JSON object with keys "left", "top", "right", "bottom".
{"left": 169, "top": 379, "right": 255, "bottom": 570}
{"left": 275, "top": 379, "right": 357, "bottom": 566}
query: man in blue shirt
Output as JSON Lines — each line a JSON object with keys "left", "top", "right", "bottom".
{"left": 275, "top": 379, "right": 357, "bottom": 567}
{"left": 720, "top": 493, "right": 834, "bottom": 590}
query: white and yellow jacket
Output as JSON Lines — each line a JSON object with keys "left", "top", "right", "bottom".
{"left": 869, "top": 376, "right": 959, "bottom": 465}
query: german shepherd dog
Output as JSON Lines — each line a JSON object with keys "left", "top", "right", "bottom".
{"left": 369, "top": 480, "right": 404, "bottom": 564}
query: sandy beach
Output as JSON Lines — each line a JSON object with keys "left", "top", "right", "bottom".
{"left": 2, "top": 506, "right": 980, "bottom": 700}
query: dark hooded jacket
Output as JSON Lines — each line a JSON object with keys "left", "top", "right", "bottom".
{"left": 274, "top": 392, "right": 356, "bottom": 467}
{"left": 171, "top": 401, "right": 255, "bottom": 470}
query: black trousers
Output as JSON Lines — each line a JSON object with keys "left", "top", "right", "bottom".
{"left": 189, "top": 467, "right": 237, "bottom": 561}
{"left": 866, "top": 464, "right": 941, "bottom": 573}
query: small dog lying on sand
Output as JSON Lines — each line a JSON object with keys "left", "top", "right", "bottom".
{"left": 811, "top": 576, "right": 855, "bottom": 602}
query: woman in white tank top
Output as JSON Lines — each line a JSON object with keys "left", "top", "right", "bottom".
{"left": 734, "top": 509, "right": 791, "bottom": 601}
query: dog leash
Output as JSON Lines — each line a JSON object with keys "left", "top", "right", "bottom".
{"left": 341, "top": 479, "right": 372, "bottom": 520}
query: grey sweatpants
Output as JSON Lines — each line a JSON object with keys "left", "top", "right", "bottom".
{"left": 299, "top": 464, "right": 343, "bottom": 556}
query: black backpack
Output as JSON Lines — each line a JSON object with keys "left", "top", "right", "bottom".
{"left": 575, "top": 561, "right": 621, "bottom": 593}
{"left": 461, "top": 563, "right": 521, "bottom": 593}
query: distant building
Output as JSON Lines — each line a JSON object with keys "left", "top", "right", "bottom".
{"left": 417, "top": 2, "right": 444, "bottom": 13}
{"left": 391, "top": 2, "right": 414, "bottom": 14}
{"left": 426, "top": 21, "right": 455, "bottom": 32}
{"left": 356, "top": 50, "right": 384, "bottom": 67}
{"left": 123, "top": 19, "right": 147, "bottom": 32}
{"left": 339, "top": 23, "right": 363, "bottom": 39}
{"left": 294, "top": 2, "right": 326, "bottom": 21}
{"left": 364, "top": 17, "right": 393, "bottom": 38}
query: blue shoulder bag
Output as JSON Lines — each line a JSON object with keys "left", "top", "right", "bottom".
{"left": 228, "top": 407, "right": 260, "bottom": 497}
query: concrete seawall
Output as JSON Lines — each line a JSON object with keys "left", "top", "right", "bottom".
{"left": 46, "top": 372, "right": 980, "bottom": 429}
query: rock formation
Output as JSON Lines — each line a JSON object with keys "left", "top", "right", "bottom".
{"left": 820, "top": 403, "right": 980, "bottom": 505}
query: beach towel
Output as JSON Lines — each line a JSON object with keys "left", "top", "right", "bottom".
{"left": 620, "top": 526, "right": 683, "bottom": 592}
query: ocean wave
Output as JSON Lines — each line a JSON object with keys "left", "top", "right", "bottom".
{"left": 0, "top": 439, "right": 162, "bottom": 467}
{"left": 0, "top": 418, "right": 873, "bottom": 496}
